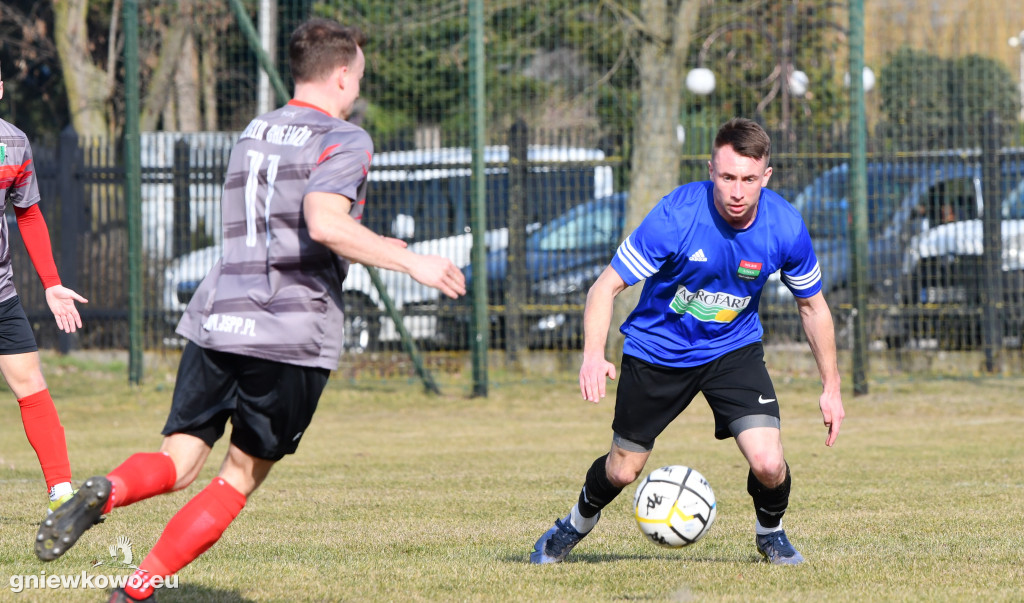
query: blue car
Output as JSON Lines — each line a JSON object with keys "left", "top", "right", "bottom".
{"left": 762, "top": 154, "right": 1024, "bottom": 346}
{"left": 763, "top": 159, "right": 1023, "bottom": 292}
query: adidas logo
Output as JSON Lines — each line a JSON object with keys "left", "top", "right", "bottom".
{"left": 688, "top": 249, "right": 708, "bottom": 262}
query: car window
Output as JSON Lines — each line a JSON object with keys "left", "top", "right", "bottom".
{"left": 865, "top": 169, "right": 918, "bottom": 235}
{"left": 537, "top": 207, "right": 618, "bottom": 251}
{"left": 793, "top": 165, "right": 919, "bottom": 241}
{"left": 917, "top": 178, "right": 977, "bottom": 225}
{"left": 1004, "top": 178, "right": 1024, "bottom": 219}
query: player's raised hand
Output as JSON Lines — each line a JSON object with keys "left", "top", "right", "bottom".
{"left": 408, "top": 255, "right": 466, "bottom": 299}
{"left": 579, "top": 353, "right": 616, "bottom": 404}
{"left": 44, "top": 285, "right": 88, "bottom": 334}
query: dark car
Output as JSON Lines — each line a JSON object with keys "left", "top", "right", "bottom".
{"left": 761, "top": 155, "right": 1024, "bottom": 346}
{"left": 437, "top": 193, "right": 627, "bottom": 349}
{"left": 762, "top": 160, "right": 950, "bottom": 307}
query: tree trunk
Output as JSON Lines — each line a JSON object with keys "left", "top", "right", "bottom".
{"left": 606, "top": 0, "right": 701, "bottom": 359}
{"left": 174, "top": 32, "right": 201, "bottom": 131}
{"left": 53, "top": 0, "right": 111, "bottom": 138}
{"left": 140, "top": 12, "right": 191, "bottom": 131}
{"left": 200, "top": 28, "right": 219, "bottom": 130}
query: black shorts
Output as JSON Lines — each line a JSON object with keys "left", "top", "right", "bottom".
{"left": 163, "top": 342, "right": 330, "bottom": 461}
{"left": 0, "top": 296, "right": 39, "bottom": 355}
{"left": 612, "top": 342, "right": 781, "bottom": 450}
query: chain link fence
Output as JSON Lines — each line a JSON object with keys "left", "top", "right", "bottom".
{"left": 4, "top": 0, "right": 1024, "bottom": 386}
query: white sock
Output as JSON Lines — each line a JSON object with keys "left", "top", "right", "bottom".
{"left": 49, "top": 482, "right": 74, "bottom": 501}
{"left": 569, "top": 504, "right": 600, "bottom": 534}
{"left": 755, "top": 519, "right": 783, "bottom": 536}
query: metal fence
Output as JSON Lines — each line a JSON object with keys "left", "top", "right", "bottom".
{"left": 6, "top": 0, "right": 1024, "bottom": 387}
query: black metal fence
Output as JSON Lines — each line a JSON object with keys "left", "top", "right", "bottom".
{"left": 20, "top": 122, "right": 1024, "bottom": 378}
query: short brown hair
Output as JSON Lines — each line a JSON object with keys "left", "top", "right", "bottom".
{"left": 289, "top": 19, "right": 366, "bottom": 84}
{"left": 713, "top": 118, "right": 771, "bottom": 167}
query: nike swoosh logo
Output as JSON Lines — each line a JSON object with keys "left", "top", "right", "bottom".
{"left": 758, "top": 395, "right": 776, "bottom": 404}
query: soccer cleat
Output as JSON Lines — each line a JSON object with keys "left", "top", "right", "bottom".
{"left": 47, "top": 490, "right": 77, "bottom": 515}
{"left": 108, "top": 588, "right": 156, "bottom": 602}
{"left": 755, "top": 530, "right": 805, "bottom": 565}
{"left": 35, "top": 476, "right": 111, "bottom": 561}
{"left": 529, "top": 513, "right": 595, "bottom": 564}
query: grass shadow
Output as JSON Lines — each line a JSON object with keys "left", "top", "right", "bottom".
{"left": 504, "top": 551, "right": 761, "bottom": 564}
{"left": 160, "top": 584, "right": 257, "bottom": 602}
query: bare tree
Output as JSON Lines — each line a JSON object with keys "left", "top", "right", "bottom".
{"left": 47, "top": 0, "right": 227, "bottom": 136}
{"left": 53, "top": 0, "right": 118, "bottom": 137}
{"left": 606, "top": 0, "right": 702, "bottom": 357}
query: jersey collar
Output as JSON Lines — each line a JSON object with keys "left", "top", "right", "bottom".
{"left": 287, "top": 99, "right": 332, "bottom": 117}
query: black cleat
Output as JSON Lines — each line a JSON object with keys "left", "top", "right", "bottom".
{"left": 35, "top": 476, "right": 110, "bottom": 561}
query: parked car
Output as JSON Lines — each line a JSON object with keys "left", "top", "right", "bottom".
{"left": 436, "top": 193, "right": 627, "bottom": 349}
{"left": 897, "top": 173, "right": 1024, "bottom": 348}
{"left": 762, "top": 160, "right": 954, "bottom": 306}
{"left": 761, "top": 154, "right": 1024, "bottom": 345}
{"left": 162, "top": 143, "right": 615, "bottom": 351}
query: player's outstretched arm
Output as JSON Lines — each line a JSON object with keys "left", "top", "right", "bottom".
{"left": 45, "top": 285, "right": 89, "bottom": 334}
{"left": 579, "top": 267, "right": 628, "bottom": 403}
{"left": 795, "top": 292, "right": 844, "bottom": 446}
{"left": 303, "top": 191, "right": 466, "bottom": 299}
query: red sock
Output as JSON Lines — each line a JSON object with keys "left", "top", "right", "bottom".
{"left": 18, "top": 389, "right": 72, "bottom": 488}
{"left": 104, "top": 452, "right": 177, "bottom": 513}
{"left": 125, "top": 478, "right": 246, "bottom": 600}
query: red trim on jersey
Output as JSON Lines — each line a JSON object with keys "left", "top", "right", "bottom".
{"left": 14, "top": 205, "right": 61, "bottom": 289}
{"left": 0, "top": 160, "right": 33, "bottom": 189}
{"left": 287, "top": 99, "right": 332, "bottom": 117}
{"left": 316, "top": 144, "right": 341, "bottom": 165}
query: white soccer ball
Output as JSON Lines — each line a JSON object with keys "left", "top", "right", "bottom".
{"left": 633, "top": 465, "right": 717, "bottom": 548}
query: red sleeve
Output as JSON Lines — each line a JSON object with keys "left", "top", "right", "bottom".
{"left": 13, "top": 204, "right": 61, "bottom": 289}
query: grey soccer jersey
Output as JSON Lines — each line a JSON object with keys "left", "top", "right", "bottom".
{"left": 176, "top": 101, "right": 373, "bottom": 369}
{"left": 0, "top": 118, "right": 41, "bottom": 303}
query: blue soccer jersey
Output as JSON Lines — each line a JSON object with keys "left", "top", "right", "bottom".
{"left": 610, "top": 181, "right": 821, "bottom": 367}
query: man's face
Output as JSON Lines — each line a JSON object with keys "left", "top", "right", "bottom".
{"left": 339, "top": 47, "right": 365, "bottom": 120}
{"left": 708, "top": 144, "right": 772, "bottom": 228}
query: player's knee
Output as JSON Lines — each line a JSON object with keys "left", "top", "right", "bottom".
{"left": 605, "top": 463, "right": 643, "bottom": 488}
{"left": 748, "top": 455, "right": 786, "bottom": 487}
{"left": 170, "top": 463, "right": 203, "bottom": 491}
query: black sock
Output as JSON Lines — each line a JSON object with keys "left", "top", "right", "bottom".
{"left": 577, "top": 454, "right": 624, "bottom": 518}
{"left": 746, "top": 463, "right": 791, "bottom": 529}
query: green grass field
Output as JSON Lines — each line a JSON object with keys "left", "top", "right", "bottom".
{"left": 0, "top": 351, "right": 1021, "bottom": 602}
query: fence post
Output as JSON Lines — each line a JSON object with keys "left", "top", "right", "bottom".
{"left": 505, "top": 120, "right": 528, "bottom": 363}
{"left": 848, "top": 0, "right": 869, "bottom": 395}
{"left": 172, "top": 139, "right": 192, "bottom": 258}
{"left": 57, "top": 126, "right": 82, "bottom": 355}
{"left": 124, "top": 0, "right": 143, "bottom": 384}
{"left": 980, "top": 111, "right": 1004, "bottom": 372}
{"left": 469, "top": 0, "right": 488, "bottom": 396}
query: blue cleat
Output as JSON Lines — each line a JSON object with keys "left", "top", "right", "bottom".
{"left": 755, "top": 530, "right": 805, "bottom": 565}
{"left": 530, "top": 514, "right": 595, "bottom": 564}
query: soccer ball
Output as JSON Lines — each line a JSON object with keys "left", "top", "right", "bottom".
{"left": 633, "top": 465, "right": 717, "bottom": 548}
